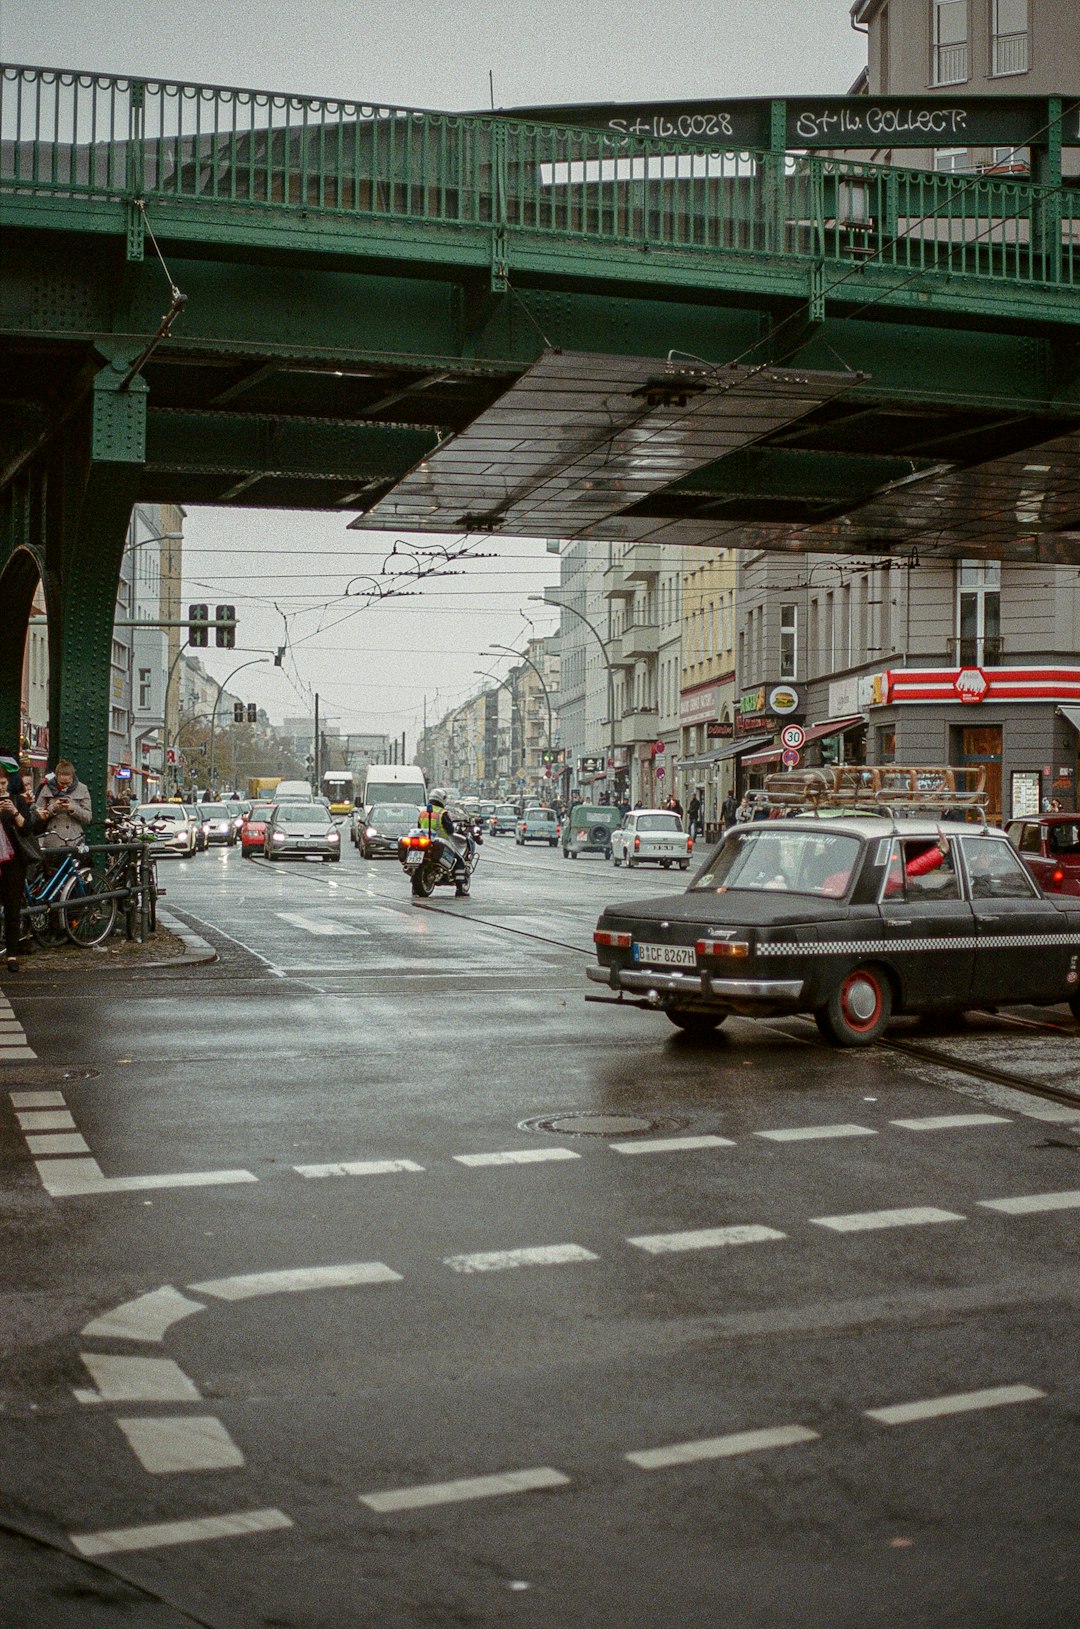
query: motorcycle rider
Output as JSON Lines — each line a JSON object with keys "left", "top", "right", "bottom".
{"left": 420, "top": 789, "right": 478, "bottom": 887}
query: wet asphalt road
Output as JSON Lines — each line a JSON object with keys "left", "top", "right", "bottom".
{"left": 2, "top": 833, "right": 1079, "bottom": 1629}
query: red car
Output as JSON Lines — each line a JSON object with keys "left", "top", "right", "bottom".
{"left": 1006, "top": 814, "right": 1080, "bottom": 896}
{"left": 240, "top": 801, "right": 276, "bottom": 858}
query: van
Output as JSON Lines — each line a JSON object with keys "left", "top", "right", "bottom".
{"left": 361, "top": 764, "right": 426, "bottom": 812}
{"left": 273, "top": 780, "right": 314, "bottom": 802}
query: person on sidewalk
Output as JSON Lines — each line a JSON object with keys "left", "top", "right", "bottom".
{"left": 0, "top": 766, "right": 34, "bottom": 972}
{"left": 35, "top": 758, "right": 92, "bottom": 855}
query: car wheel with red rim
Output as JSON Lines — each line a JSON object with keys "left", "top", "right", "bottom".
{"left": 816, "top": 965, "right": 892, "bottom": 1047}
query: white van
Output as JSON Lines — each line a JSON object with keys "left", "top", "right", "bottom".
{"left": 273, "top": 780, "right": 314, "bottom": 801}
{"left": 361, "top": 764, "right": 426, "bottom": 812}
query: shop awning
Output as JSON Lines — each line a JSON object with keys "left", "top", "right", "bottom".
{"left": 1057, "top": 705, "right": 1080, "bottom": 735}
{"left": 740, "top": 715, "right": 865, "bottom": 768}
{"left": 679, "top": 735, "right": 772, "bottom": 769}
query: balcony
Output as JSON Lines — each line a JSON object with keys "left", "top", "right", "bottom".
{"left": 602, "top": 561, "right": 634, "bottom": 598}
{"left": 606, "top": 635, "right": 632, "bottom": 669}
{"left": 620, "top": 619, "right": 659, "bottom": 661}
{"left": 618, "top": 708, "right": 661, "bottom": 747}
{"left": 623, "top": 543, "right": 664, "bottom": 582}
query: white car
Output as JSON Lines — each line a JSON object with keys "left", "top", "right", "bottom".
{"left": 134, "top": 803, "right": 198, "bottom": 856}
{"left": 611, "top": 809, "right": 693, "bottom": 870}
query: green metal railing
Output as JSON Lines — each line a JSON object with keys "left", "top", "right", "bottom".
{"left": 2, "top": 64, "right": 1076, "bottom": 291}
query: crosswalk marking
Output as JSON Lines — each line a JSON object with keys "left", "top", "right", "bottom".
{"left": 295, "top": 1158, "right": 425, "bottom": 1178}
{"left": 890, "top": 1114, "right": 1012, "bottom": 1131}
{"left": 627, "top": 1225, "right": 786, "bottom": 1255}
{"left": 76, "top": 1353, "right": 202, "bottom": 1404}
{"left": 444, "top": 1244, "right": 598, "bottom": 1274}
{"left": 610, "top": 1135, "right": 735, "bottom": 1155}
{"left": 810, "top": 1207, "right": 965, "bottom": 1232}
{"left": 116, "top": 1415, "right": 245, "bottom": 1473}
{"left": 626, "top": 1424, "right": 819, "bottom": 1470}
{"left": 10, "top": 1091, "right": 65, "bottom": 1108}
{"left": 360, "top": 1467, "right": 569, "bottom": 1513}
{"left": 36, "top": 1158, "right": 258, "bottom": 1198}
{"left": 82, "top": 1286, "right": 207, "bottom": 1344}
{"left": 865, "top": 1384, "right": 1045, "bottom": 1426}
{"left": 189, "top": 1263, "right": 402, "bottom": 1300}
{"left": 70, "top": 1507, "right": 292, "bottom": 1557}
{"left": 26, "top": 1132, "right": 90, "bottom": 1155}
{"left": 275, "top": 912, "right": 369, "bottom": 937}
{"left": 756, "top": 1124, "right": 876, "bottom": 1142}
{"left": 978, "top": 1189, "right": 1080, "bottom": 1215}
{"left": 15, "top": 1110, "right": 74, "bottom": 1132}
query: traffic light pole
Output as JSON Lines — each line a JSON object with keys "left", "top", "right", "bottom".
{"left": 208, "top": 657, "right": 269, "bottom": 790}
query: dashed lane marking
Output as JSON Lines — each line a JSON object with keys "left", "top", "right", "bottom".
{"left": 275, "top": 912, "right": 369, "bottom": 937}
{"left": 82, "top": 1287, "right": 207, "bottom": 1344}
{"left": 35, "top": 1158, "right": 258, "bottom": 1198}
{"left": 189, "top": 1262, "right": 402, "bottom": 1300}
{"left": 755, "top": 1124, "right": 877, "bottom": 1142}
{"left": 453, "top": 1148, "right": 581, "bottom": 1167}
{"left": 810, "top": 1206, "right": 966, "bottom": 1233}
{"left": 294, "top": 1158, "right": 425, "bottom": 1178}
{"left": 70, "top": 1507, "right": 293, "bottom": 1557}
{"left": 116, "top": 1415, "right": 245, "bottom": 1474}
{"left": 443, "top": 1244, "right": 599, "bottom": 1274}
{"left": 360, "top": 1467, "right": 570, "bottom": 1514}
{"left": 889, "top": 1113, "right": 1013, "bottom": 1131}
{"left": 9, "top": 1091, "right": 65, "bottom": 1108}
{"left": 865, "top": 1384, "right": 1046, "bottom": 1426}
{"left": 978, "top": 1189, "right": 1080, "bottom": 1215}
{"left": 610, "top": 1135, "right": 735, "bottom": 1155}
{"left": 76, "top": 1354, "right": 202, "bottom": 1405}
{"left": 627, "top": 1225, "right": 787, "bottom": 1255}
{"left": 626, "top": 1424, "right": 819, "bottom": 1470}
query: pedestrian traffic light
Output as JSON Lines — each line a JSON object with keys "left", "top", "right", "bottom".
{"left": 215, "top": 605, "right": 236, "bottom": 649}
{"left": 188, "top": 604, "right": 209, "bottom": 647}
{"left": 233, "top": 702, "right": 245, "bottom": 723}
{"left": 246, "top": 703, "right": 257, "bottom": 723}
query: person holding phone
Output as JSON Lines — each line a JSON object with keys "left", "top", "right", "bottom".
{"left": 35, "top": 758, "right": 92, "bottom": 855}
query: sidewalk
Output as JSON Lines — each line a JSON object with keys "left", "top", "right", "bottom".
{"left": 1, "top": 909, "right": 216, "bottom": 981}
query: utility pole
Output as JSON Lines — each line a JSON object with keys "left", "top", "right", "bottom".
{"left": 314, "top": 693, "right": 320, "bottom": 788}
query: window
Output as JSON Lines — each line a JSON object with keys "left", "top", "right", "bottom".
{"left": 956, "top": 559, "right": 1001, "bottom": 665}
{"left": 779, "top": 604, "right": 798, "bottom": 680}
{"left": 138, "top": 668, "right": 152, "bottom": 709}
{"left": 935, "top": 148, "right": 972, "bottom": 173}
{"left": 991, "top": 0, "right": 1028, "bottom": 75}
{"left": 959, "top": 836, "right": 1038, "bottom": 899}
{"left": 932, "top": 0, "right": 968, "bottom": 85}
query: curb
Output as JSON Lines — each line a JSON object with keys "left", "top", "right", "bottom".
{"left": 143, "top": 908, "right": 218, "bottom": 968}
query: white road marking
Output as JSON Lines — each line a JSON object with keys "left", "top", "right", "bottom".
{"left": 865, "top": 1384, "right": 1046, "bottom": 1426}
{"left": 76, "top": 1353, "right": 202, "bottom": 1403}
{"left": 610, "top": 1135, "right": 736, "bottom": 1155}
{"left": 10, "top": 1091, "right": 65, "bottom": 1107}
{"left": 755, "top": 1124, "right": 877, "bottom": 1142}
{"left": 294, "top": 1158, "right": 425, "bottom": 1178}
{"left": 26, "top": 1132, "right": 90, "bottom": 1155}
{"left": 890, "top": 1114, "right": 1012, "bottom": 1131}
{"left": 978, "top": 1190, "right": 1080, "bottom": 1215}
{"left": 189, "top": 1262, "right": 402, "bottom": 1300}
{"left": 116, "top": 1415, "right": 245, "bottom": 1473}
{"left": 443, "top": 1244, "right": 598, "bottom": 1274}
{"left": 82, "top": 1286, "right": 207, "bottom": 1344}
{"left": 627, "top": 1225, "right": 786, "bottom": 1255}
{"left": 626, "top": 1424, "right": 819, "bottom": 1470}
{"left": 0, "top": 1045, "right": 36, "bottom": 1058}
{"left": 35, "top": 1158, "right": 258, "bottom": 1198}
{"left": 360, "top": 1467, "right": 570, "bottom": 1513}
{"left": 275, "top": 912, "right": 369, "bottom": 937}
{"left": 16, "top": 1110, "right": 74, "bottom": 1132}
{"left": 70, "top": 1507, "right": 292, "bottom": 1557}
{"left": 810, "top": 1207, "right": 965, "bottom": 1232}
{"left": 453, "top": 1148, "right": 581, "bottom": 1167}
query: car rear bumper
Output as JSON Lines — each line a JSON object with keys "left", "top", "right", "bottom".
{"left": 586, "top": 964, "right": 804, "bottom": 1006}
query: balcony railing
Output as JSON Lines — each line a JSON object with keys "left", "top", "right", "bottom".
{"left": 948, "top": 634, "right": 1004, "bottom": 666}
{"left": 620, "top": 620, "right": 659, "bottom": 661}
{"left": 932, "top": 43, "right": 969, "bottom": 87}
{"left": 992, "top": 32, "right": 1029, "bottom": 76}
{"left": 619, "top": 708, "right": 661, "bottom": 747}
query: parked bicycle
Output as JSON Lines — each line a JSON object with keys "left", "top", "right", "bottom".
{"left": 23, "top": 847, "right": 117, "bottom": 948}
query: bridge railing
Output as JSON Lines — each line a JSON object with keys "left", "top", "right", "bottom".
{"left": 2, "top": 64, "right": 1076, "bottom": 290}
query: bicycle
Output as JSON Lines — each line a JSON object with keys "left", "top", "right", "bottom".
{"left": 24, "top": 848, "right": 117, "bottom": 948}
{"left": 103, "top": 820, "right": 159, "bottom": 937}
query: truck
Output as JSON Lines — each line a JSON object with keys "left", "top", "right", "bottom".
{"left": 248, "top": 776, "right": 282, "bottom": 800}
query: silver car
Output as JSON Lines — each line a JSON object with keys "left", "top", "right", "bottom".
{"left": 196, "top": 801, "right": 237, "bottom": 846}
{"left": 264, "top": 802, "right": 342, "bottom": 862}
{"left": 134, "top": 803, "right": 197, "bottom": 856}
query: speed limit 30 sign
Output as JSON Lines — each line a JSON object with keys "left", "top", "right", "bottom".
{"left": 780, "top": 724, "right": 805, "bottom": 750}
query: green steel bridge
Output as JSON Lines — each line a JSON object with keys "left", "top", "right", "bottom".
{"left": 1, "top": 63, "right": 1079, "bottom": 810}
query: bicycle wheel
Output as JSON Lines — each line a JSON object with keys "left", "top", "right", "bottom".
{"left": 26, "top": 885, "right": 68, "bottom": 947}
{"left": 62, "top": 872, "right": 117, "bottom": 946}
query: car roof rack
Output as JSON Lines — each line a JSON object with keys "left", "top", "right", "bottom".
{"left": 760, "top": 764, "right": 989, "bottom": 818}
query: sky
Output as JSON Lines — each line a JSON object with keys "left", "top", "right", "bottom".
{"left": 5, "top": 0, "right": 867, "bottom": 744}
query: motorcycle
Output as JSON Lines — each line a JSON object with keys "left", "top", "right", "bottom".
{"left": 398, "top": 825, "right": 480, "bottom": 899}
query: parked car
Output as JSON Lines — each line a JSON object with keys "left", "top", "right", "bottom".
{"left": 358, "top": 802, "right": 424, "bottom": 859}
{"left": 611, "top": 809, "right": 693, "bottom": 870}
{"left": 1006, "top": 813, "right": 1080, "bottom": 896}
{"left": 133, "top": 803, "right": 198, "bottom": 857}
{"left": 563, "top": 804, "right": 622, "bottom": 860}
{"left": 588, "top": 813, "right": 1080, "bottom": 1045}
{"left": 517, "top": 807, "right": 559, "bottom": 846}
{"left": 196, "top": 801, "right": 238, "bottom": 846}
{"left": 240, "top": 801, "right": 276, "bottom": 858}
{"left": 264, "top": 802, "right": 342, "bottom": 862}
{"left": 487, "top": 804, "right": 518, "bottom": 837}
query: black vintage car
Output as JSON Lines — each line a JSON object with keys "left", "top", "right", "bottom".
{"left": 588, "top": 811, "right": 1080, "bottom": 1046}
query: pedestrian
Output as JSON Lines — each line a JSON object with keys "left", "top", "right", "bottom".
{"left": 721, "top": 790, "right": 737, "bottom": 830}
{"left": 735, "top": 793, "right": 752, "bottom": 822}
{"left": 0, "top": 765, "right": 36, "bottom": 973}
{"left": 687, "top": 791, "right": 701, "bottom": 840}
{"left": 668, "top": 793, "right": 684, "bottom": 821}
{"left": 36, "top": 758, "right": 92, "bottom": 855}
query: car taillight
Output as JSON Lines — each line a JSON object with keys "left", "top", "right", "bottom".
{"left": 1053, "top": 868, "right": 1065, "bottom": 885}
{"left": 695, "top": 939, "right": 749, "bottom": 958}
{"left": 687, "top": 837, "right": 694, "bottom": 851}
{"left": 594, "top": 930, "right": 632, "bottom": 949}
{"left": 634, "top": 836, "right": 641, "bottom": 852}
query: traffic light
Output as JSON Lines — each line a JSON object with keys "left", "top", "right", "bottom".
{"left": 215, "top": 605, "right": 236, "bottom": 649}
{"left": 246, "top": 703, "right": 257, "bottom": 723}
{"left": 305, "top": 755, "right": 315, "bottom": 771}
{"left": 188, "top": 604, "right": 209, "bottom": 647}
{"left": 233, "top": 702, "right": 245, "bottom": 723}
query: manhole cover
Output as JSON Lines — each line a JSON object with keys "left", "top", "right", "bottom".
{"left": 520, "top": 1112, "right": 690, "bottom": 1138}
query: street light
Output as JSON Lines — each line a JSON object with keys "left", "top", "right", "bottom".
{"left": 482, "top": 644, "right": 553, "bottom": 786}
{"left": 208, "top": 657, "right": 270, "bottom": 790}
{"left": 529, "top": 593, "right": 616, "bottom": 796}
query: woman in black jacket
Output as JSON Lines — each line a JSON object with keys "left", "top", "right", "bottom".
{"left": 0, "top": 764, "right": 34, "bottom": 973}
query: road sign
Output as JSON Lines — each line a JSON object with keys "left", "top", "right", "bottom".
{"left": 780, "top": 724, "right": 805, "bottom": 750}
{"left": 782, "top": 747, "right": 801, "bottom": 767}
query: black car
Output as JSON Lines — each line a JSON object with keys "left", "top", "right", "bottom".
{"left": 588, "top": 813, "right": 1080, "bottom": 1046}
{"left": 358, "top": 801, "right": 425, "bottom": 859}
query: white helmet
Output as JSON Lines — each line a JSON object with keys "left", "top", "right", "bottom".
{"left": 428, "top": 787, "right": 448, "bottom": 807}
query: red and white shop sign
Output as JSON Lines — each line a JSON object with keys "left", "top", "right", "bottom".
{"left": 879, "top": 666, "right": 1080, "bottom": 706}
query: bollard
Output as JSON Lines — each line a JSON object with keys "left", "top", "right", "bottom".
{"left": 138, "top": 843, "right": 149, "bottom": 944}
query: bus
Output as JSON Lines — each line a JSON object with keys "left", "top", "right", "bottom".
{"left": 321, "top": 771, "right": 355, "bottom": 815}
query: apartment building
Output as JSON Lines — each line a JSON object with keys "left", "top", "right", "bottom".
{"left": 676, "top": 547, "right": 740, "bottom": 834}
